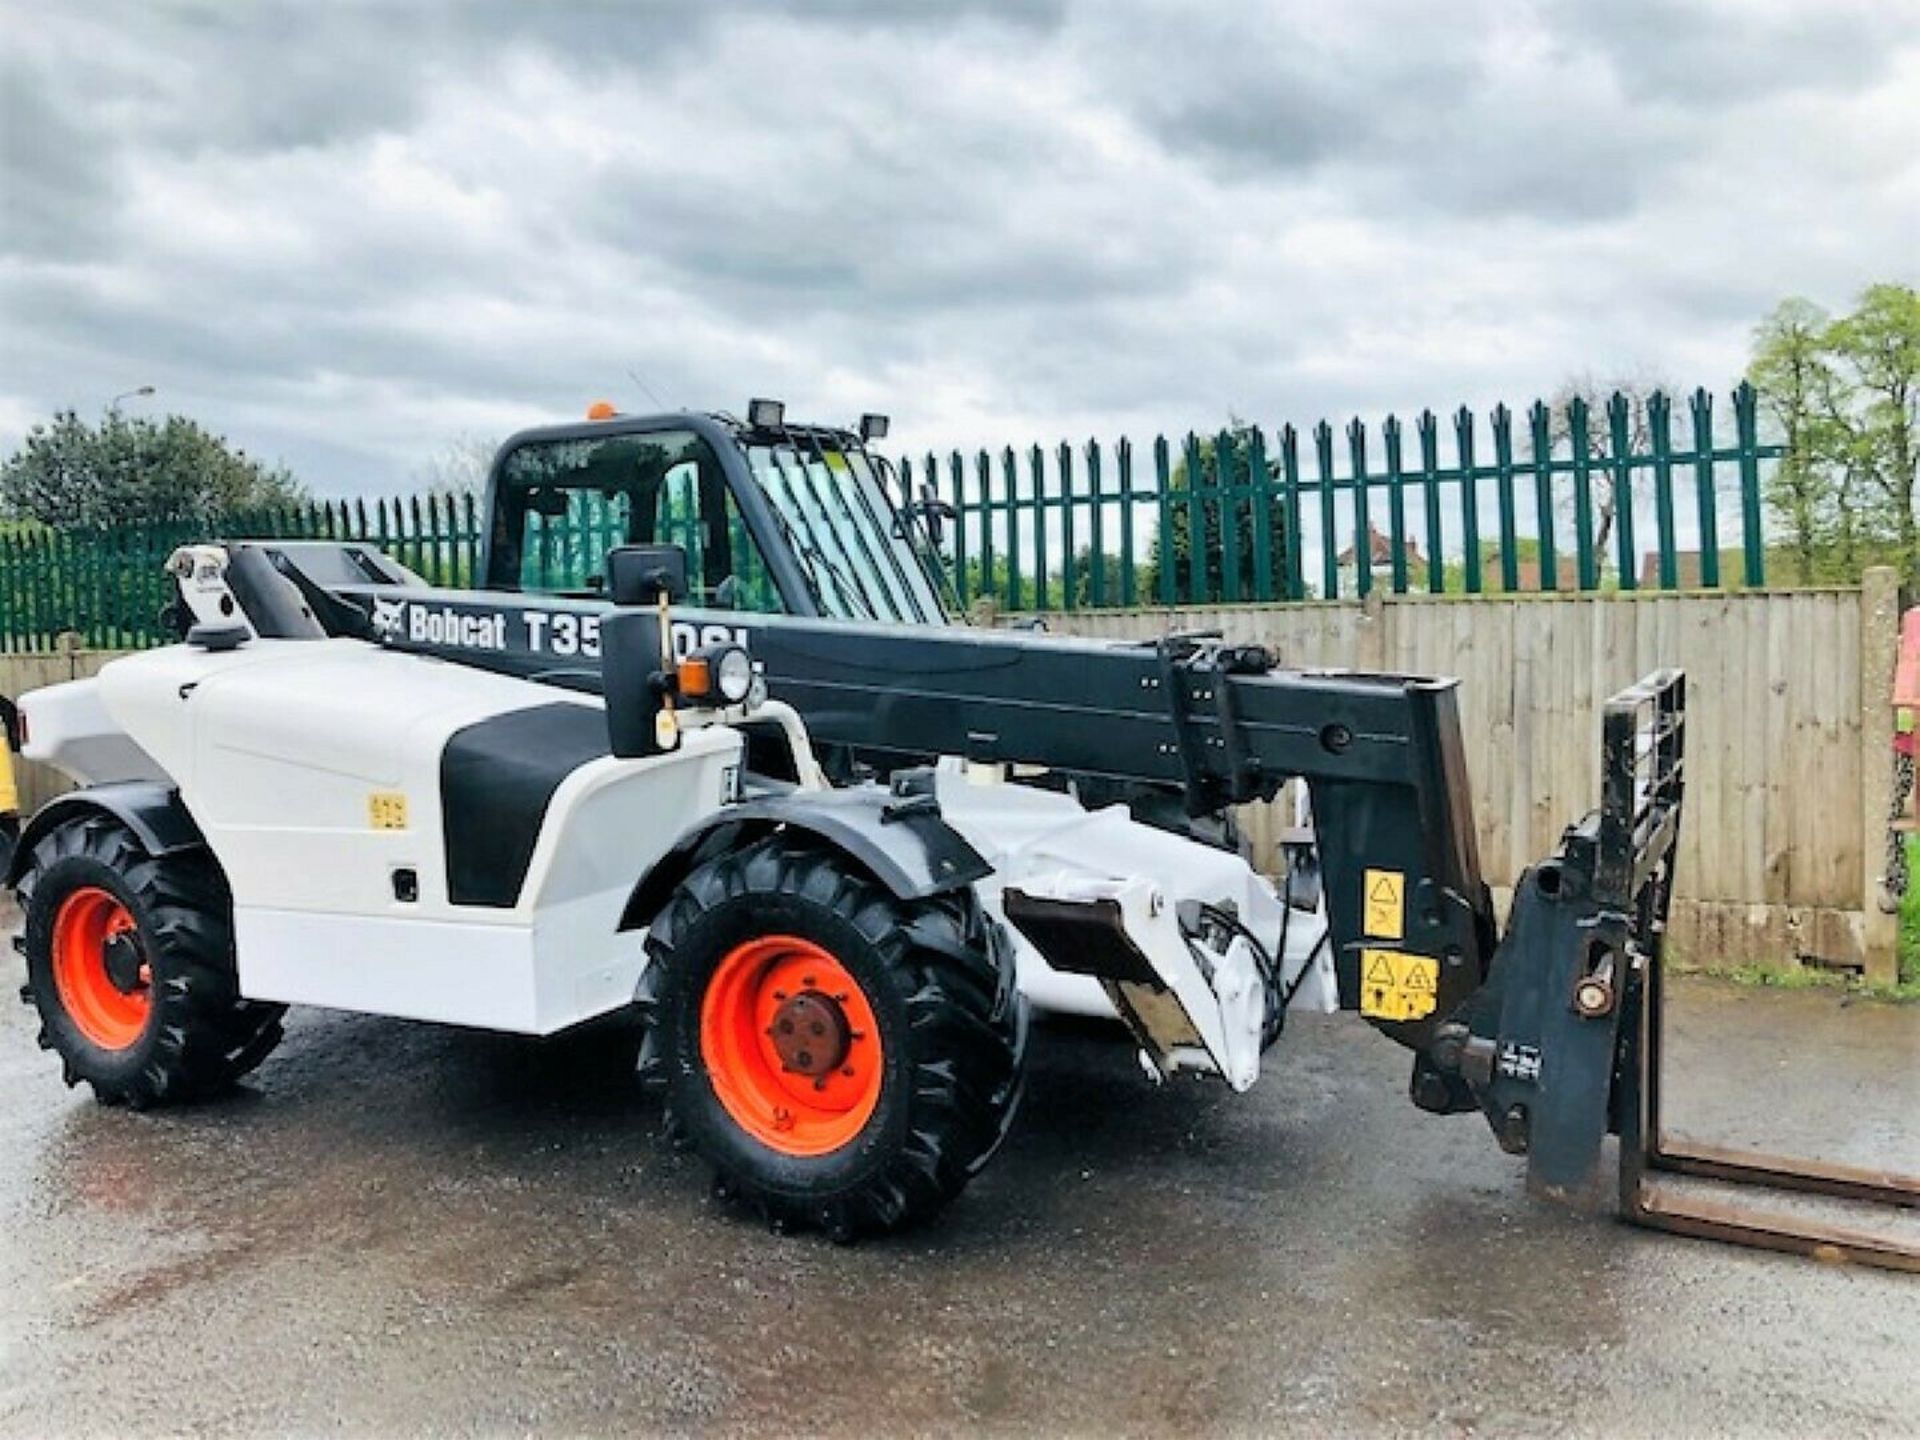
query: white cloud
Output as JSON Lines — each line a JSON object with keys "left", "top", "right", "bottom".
{"left": 0, "top": 0, "right": 1914, "bottom": 495}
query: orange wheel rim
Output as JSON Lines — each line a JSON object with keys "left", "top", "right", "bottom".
{"left": 699, "top": 934, "right": 884, "bottom": 1157}
{"left": 51, "top": 886, "right": 151, "bottom": 1051}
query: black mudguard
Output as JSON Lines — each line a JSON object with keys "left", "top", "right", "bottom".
{"left": 620, "top": 777, "right": 991, "bottom": 932}
{"left": 3, "top": 782, "right": 206, "bottom": 889}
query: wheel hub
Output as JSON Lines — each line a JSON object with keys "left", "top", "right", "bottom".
{"left": 701, "top": 935, "right": 885, "bottom": 1158}
{"left": 49, "top": 886, "right": 152, "bottom": 1052}
{"left": 768, "top": 990, "right": 850, "bottom": 1078}
{"left": 102, "top": 932, "right": 145, "bottom": 994}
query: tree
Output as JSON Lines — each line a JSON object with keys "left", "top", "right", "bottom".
{"left": 1749, "top": 299, "right": 1848, "bottom": 583}
{"left": 412, "top": 433, "right": 500, "bottom": 496}
{"left": 1826, "top": 283, "right": 1920, "bottom": 585}
{"left": 1163, "top": 421, "right": 1292, "bottom": 602}
{"left": 1546, "top": 370, "right": 1674, "bottom": 577}
{"left": 0, "top": 409, "right": 305, "bottom": 530}
{"left": 1745, "top": 282, "right": 1920, "bottom": 586}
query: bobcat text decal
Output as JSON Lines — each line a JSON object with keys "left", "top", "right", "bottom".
{"left": 373, "top": 596, "right": 750, "bottom": 667}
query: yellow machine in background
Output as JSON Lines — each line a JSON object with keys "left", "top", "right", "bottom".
{"left": 0, "top": 697, "right": 19, "bottom": 869}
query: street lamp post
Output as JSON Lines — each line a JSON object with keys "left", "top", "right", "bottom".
{"left": 106, "top": 385, "right": 156, "bottom": 412}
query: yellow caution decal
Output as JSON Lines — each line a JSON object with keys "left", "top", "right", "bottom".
{"left": 368, "top": 792, "right": 409, "bottom": 830}
{"left": 0, "top": 743, "right": 17, "bottom": 819}
{"left": 1359, "top": 947, "right": 1439, "bottom": 1022}
{"left": 1362, "top": 867, "right": 1404, "bottom": 940}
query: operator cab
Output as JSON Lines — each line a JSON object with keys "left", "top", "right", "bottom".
{"left": 480, "top": 402, "right": 949, "bottom": 625}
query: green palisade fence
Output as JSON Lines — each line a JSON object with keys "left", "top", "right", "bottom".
{"left": 0, "top": 493, "right": 483, "bottom": 651}
{"left": 0, "top": 385, "right": 1785, "bottom": 650}
{"left": 899, "top": 384, "right": 1782, "bottom": 611}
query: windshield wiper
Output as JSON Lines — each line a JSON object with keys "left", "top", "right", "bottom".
{"left": 766, "top": 503, "right": 878, "bottom": 622}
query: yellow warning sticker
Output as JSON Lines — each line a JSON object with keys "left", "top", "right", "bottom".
{"left": 368, "top": 792, "right": 409, "bottom": 831}
{"left": 1359, "top": 948, "right": 1439, "bottom": 1022}
{"left": 1363, "top": 867, "right": 1405, "bottom": 940}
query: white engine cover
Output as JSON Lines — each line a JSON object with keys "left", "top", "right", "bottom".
{"left": 83, "top": 639, "right": 741, "bottom": 1034}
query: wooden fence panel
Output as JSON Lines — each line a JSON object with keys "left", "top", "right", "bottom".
{"left": 1033, "top": 581, "right": 1893, "bottom": 978}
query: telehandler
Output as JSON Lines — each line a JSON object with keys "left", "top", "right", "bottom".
{"left": 6, "top": 401, "right": 1912, "bottom": 1263}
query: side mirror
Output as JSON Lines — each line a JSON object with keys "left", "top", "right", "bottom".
{"left": 859, "top": 413, "right": 890, "bottom": 442}
{"left": 904, "top": 482, "right": 957, "bottom": 545}
{"left": 607, "top": 544, "right": 689, "bottom": 607}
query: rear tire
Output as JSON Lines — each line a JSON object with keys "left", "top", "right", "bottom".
{"left": 17, "top": 815, "right": 285, "bottom": 1107}
{"left": 637, "top": 834, "right": 1027, "bottom": 1240}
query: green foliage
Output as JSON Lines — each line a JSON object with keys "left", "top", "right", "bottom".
{"left": 0, "top": 409, "right": 306, "bottom": 530}
{"left": 1901, "top": 835, "right": 1920, "bottom": 992}
{"left": 1164, "top": 423, "right": 1289, "bottom": 603}
{"left": 1748, "top": 283, "right": 1920, "bottom": 585}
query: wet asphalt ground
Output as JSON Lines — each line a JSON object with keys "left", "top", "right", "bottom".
{"left": 0, "top": 899, "right": 1915, "bottom": 1437}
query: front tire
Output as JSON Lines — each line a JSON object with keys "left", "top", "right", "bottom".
{"left": 636, "top": 834, "right": 1027, "bottom": 1240}
{"left": 18, "top": 815, "right": 285, "bottom": 1107}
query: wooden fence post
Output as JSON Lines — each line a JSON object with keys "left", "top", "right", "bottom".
{"left": 1859, "top": 565, "right": 1900, "bottom": 986}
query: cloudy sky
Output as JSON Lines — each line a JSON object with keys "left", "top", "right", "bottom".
{"left": 2, "top": 0, "right": 1915, "bottom": 498}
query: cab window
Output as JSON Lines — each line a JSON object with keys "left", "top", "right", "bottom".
{"left": 490, "top": 430, "right": 783, "bottom": 611}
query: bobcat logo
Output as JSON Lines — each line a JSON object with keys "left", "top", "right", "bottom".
{"left": 370, "top": 597, "right": 406, "bottom": 642}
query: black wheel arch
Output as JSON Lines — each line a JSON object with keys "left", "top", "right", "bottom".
{"left": 620, "top": 785, "right": 991, "bottom": 935}
{"left": 4, "top": 783, "right": 205, "bottom": 889}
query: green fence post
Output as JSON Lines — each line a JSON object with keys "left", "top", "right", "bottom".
{"left": 1029, "top": 445, "right": 1049, "bottom": 613}
{"left": 462, "top": 492, "right": 479, "bottom": 585}
{"left": 1347, "top": 419, "right": 1372, "bottom": 599}
{"left": 1735, "top": 381, "right": 1766, "bottom": 587}
{"left": 1568, "top": 397, "right": 1598, "bottom": 590}
{"left": 86, "top": 528, "right": 102, "bottom": 645}
{"left": 1058, "top": 441, "right": 1077, "bottom": 611}
{"left": 1247, "top": 426, "right": 1273, "bottom": 602}
{"left": 1383, "top": 416, "right": 1408, "bottom": 594}
{"left": 1002, "top": 448, "right": 1022, "bottom": 611}
{"left": 1278, "top": 425, "right": 1305, "bottom": 600}
{"left": 1648, "top": 391, "right": 1678, "bottom": 589}
{"left": 976, "top": 451, "right": 996, "bottom": 609}
{"left": 0, "top": 534, "right": 15, "bottom": 650}
{"left": 32, "top": 530, "right": 52, "bottom": 649}
{"left": 432, "top": 494, "right": 451, "bottom": 585}
{"left": 33, "top": 529, "right": 53, "bottom": 648}
{"left": 442, "top": 494, "right": 460, "bottom": 585}
{"left": 116, "top": 525, "right": 134, "bottom": 647}
{"left": 1607, "top": 392, "right": 1637, "bottom": 591}
{"left": 1182, "top": 434, "right": 1207, "bottom": 603}
{"left": 1492, "top": 404, "right": 1519, "bottom": 592}
{"left": 1690, "top": 389, "right": 1721, "bottom": 588}
{"left": 1314, "top": 421, "right": 1338, "bottom": 600}
{"left": 946, "top": 452, "right": 969, "bottom": 609}
{"left": 1417, "top": 411, "right": 1444, "bottom": 594}
{"left": 1117, "top": 437, "right": 1138, "bottom": 606}
{"left": 1086, "top": 439, "right": 1105, "bottom": 609}
{"left": 75, "top": 528, "right": 94, "bottom": 649}
{"left": 13, "top": 533, "right": 30, "bottom": 649}
{"left": 1151, "top": 437, "right": 1174, "bottom": 605}
{"left": 55, "top": 530, "right": 73, "bottom": 645}
{"left": 1217, "top": 428, "right": 1243, "bottom": 603}
{"left": 1529, "top": 401, "right": 1557, "bottom": 591}
{"left": 1455, "top": 407, "right": 1482, "bottom": 594}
